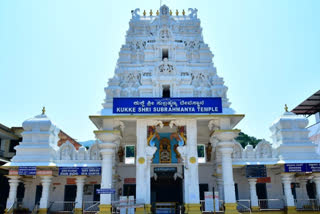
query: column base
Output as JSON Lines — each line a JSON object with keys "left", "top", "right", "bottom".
{"left": 4, "top": 209, "right": 10, "bottom": 214}
{"left": 74, "top": 208, "right": 83, "bottom": 214}
{"left": 185, "top": 203, "right": 201, "bottom": 214}
{"left": 136, "top": 205, "right": 146, "bottom": 214}
{"left": 285, "top": 206, "right": 297, "bottom": 214}
{"left": 251, "top": 206, "right": 260, "bottom": 211}
{"left": 38, "top": 208, "right": 48, "bottom": 214}
{"left": 99, "top": 204, "right": 112, "bottom": 214}
{"left": 224, "top": 203, "right": 239, "bottom": 214}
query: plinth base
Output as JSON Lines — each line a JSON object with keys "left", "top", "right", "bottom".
{"left": 99, "top": 204, "right": 112, "bottom": 214}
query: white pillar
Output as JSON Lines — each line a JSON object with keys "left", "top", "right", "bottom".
{"left": 299, "top": 178, "right": 309, "bottom": 199}
{"left": 136, "top": 120, "right": 148, "bottom": 204}
{"left": 39, "top": 176, "right": 53, "bottom": 210}
{"left": 313, "top": 174, "right": 320, "bottom": 202}
{"left": 219, "top": 146, "right": 236, "bottom": 203}
{"left": 248, "top": 178, "right": 258, "bottom": 207}
{"left": 6, "top": 176, "right": 20, "bottom": 209}
{"left": 281, "top": 173, "right": 295, "bottom": 207}
{"left": 75, "top": 176, "right": 86, "bottom": 209}
{"left": 184, "top": 119, "right": 200, "bottom": 204}
{"left": 214, "top": 131, "right": 238, "bottom": 205}
{"left": 100, "top": 149, "right": 114, "bottom": 205}
{"left": 216, "top": 176, "right": 224, "bottom": 201}
{"left": 22, "top": 178, "right": 34, "bottom": 211}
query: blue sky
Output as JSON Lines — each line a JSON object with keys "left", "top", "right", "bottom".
{"left": 0, "top": 0, "right": 319, "bottom": 142}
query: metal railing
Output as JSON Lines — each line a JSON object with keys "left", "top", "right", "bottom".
{"left": 258, "top": 199, "right": 285, "bottom": 210}
{"left": 83, "top": 201, "right": 100, "bottom": 213}
{"left": 236, "top": 200, "right": 251, "bottom": 213}
{"left": 48, "top": 201, "right": 77, "bottom": 213}
{"left": 5, "top": 201, "right": 17, "bottom": 214}
{"left": 295, "top": 199, "right": 319, "bottom": 211}
{"left": 200, "top": 200, "right": 224, "bottom": 213}
{"left": 31, "top": 203, "right": 39, "bottom": 214}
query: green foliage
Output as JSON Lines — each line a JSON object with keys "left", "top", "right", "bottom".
{"left": 236, "top": 132, "right": 262, "bottom": 148}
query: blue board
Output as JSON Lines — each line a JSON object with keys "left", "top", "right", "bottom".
{"left": 18, "top": 166, "right": 36, "bottom": 175}
{"left": 58, "top": 167, "right": 101, "bottom": 176}
{"left": 113, "top": 97, "right": 222, "bottom": 114}
{"left": 96, "top": 188, "right": 116, "bottom": 194}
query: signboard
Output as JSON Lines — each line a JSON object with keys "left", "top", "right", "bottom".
{"left": 204, "top": 192, "right": 214, "bottom": 212}
{"left": 18, "top": 166, "right": 36, "bottom": 175}
{"left": 246, "top": 165, "right": 267, "bottom": 178}
{"left": 119, "top": 196, "right": 127, "bottom": 214}
{"left": 113, "top": 97, "right": 222, "bottom": 114}
{"left": 154, "top": 167, "right": 177, "bottom": 173}
{"left": 284, "top": 163, "right": 320, "bottom": 172}
{"left": 128, "top": 196, "right": 135, "bottom": 214}
{"left": 59, "top": 167, "right": 101, "bottom": 176}
{"left": 306, "top": 163, "right": 320, "bottom": 172}
{"left": 96, "top": 188, "right": 116, "bottom": 194}
{"left": 257, "top": 177, "right": 271, "bottom": 183}
{"left": 124, "top": 178, "right": 136, "bottom": 184}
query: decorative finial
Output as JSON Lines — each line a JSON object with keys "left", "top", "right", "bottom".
{"left": 176, "top": 10, "right": 179, "bottom": 16}
{"left": 182, "top": 9, "right": 185, "bottom": 16}
{"left": 42, "top": 106, "right": 46, "bottom": 115}
{"left": 143, "top": 10, "right": 146, "bottom": 16}
{"left": 156, "top": 10, "right": 159, "bottom": 16}
{"left": 284, "top": 104, "right": 288, "bottom": 112}
{"left": 169, "top": 10, "right": 172, "bottom": 16}
{"left": 150, "top": 9, "right": 153, "bottom": 16}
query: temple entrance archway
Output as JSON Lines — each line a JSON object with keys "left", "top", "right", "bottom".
{"left": 151, "top": 172, "right": 183, "bottom": 204}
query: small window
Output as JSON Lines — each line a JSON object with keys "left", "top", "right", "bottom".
{"left": 197, "top": 144, "right": 206, "bottom": 163}
{"left": 9, "top": 140, "right": 20, "bottom": 153}
{"left": 162, "top": 85, "right": 170, "bottom": 98}
{"left": 162, "top": 48, "right": 169, "bottom": 60}
{"left": 125, "top": 145, "right": 135, "bottom": 164}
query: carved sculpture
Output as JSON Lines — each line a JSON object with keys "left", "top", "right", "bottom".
{"left": 159, "top": 138, "right": 171, "bottom": 163}
{"left": 118, "top": 146, "right": 124, "bottom": 163}
{"left": 206, "top": 143, "right": 212, "bottom": 162}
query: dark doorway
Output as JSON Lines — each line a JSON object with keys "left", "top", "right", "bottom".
{"left": 256, "top": 183, "right": 268, "bottom": 209}
{"left": 307, "top": 181, "right": 316, "bottom": 199}
{"left": 35, "top": 185, "right": 42, "bottom": 205}
{"left": 94, "top": 184, "right": 101, "bottom": 201}
{"left": 235, "top": 183, "right": 239, "bottom": 200}
{"left": 199, "top": 184, "right": 209, "bottom": 201}
{"left": 17, "top": 183, "right": 25, "bottom": 203}
{"left": 64, "top": 185, "right": 77, "bottom": 201}
{"left": 162, "top": 85, "right": 170, "bottom": 98}
{"left": 123, "top": 184, "right": 136, "bottom": 197}
{"left": 151, "top": 176, "right": 183, "bottom": 204}
{"left": 162, "top": 49, "right": 169, "bottom": 60}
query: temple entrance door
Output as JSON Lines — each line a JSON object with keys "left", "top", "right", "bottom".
{"left": 151, "top": 175, "right": 183, "bottom": 204}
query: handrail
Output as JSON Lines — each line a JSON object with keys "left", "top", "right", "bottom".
{"left": 258, "top": 199, "right": 285, "bottom": 210}
{"left": 83, "top": 201, "right": 100, "bottom": 212}
{"left": 31, "top": 203, "right": 39, "bottom": 214}
{"left": 236, "top": 200, "right": 251, "bottom": 214}
{"left": 295, "top": 199, "right": 319, "bottom": 211}
{"left": 5, "top": 200, "right": 17, "bottom": 214}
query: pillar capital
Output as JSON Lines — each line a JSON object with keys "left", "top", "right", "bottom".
{"left": 313, "top": 173, "right": 320, "bottom": 181}
{"left": 213, "top": 130, "right": 239, "bottom": 142}
{"left": 94, "top": 130, "right": 122, "bottom": 143}
{"left": 248, "top": 178, "right": 257, "bottom": 184}
{"left": 281, "top": 173, "right": 294, "bottom": 182}
{"left": 75, "top": 176, "right": 86, "bottom": 182}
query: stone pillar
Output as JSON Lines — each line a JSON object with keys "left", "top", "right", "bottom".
{"left": 39, "top": 176, "right": 53, "bottom": 214}
{"left": 281, "top": 173, "right": 295, "bottom": 212}
{"left": 95, "top": 130, "right": 121, "bottom": 214}
{"left": 74, "top": 176, "right": 86, "bottom": 214}
{"left": 22, "top": 178, "right": 34, "bottom": 211}
{"left": 5, "top": 176, "right": 20, "bottom": 213}
{"left": 216, "top": 176, "right": 224, "bottom": 201}
{"left": 299, "top": 178, "right": 309, "bottom": 199}
{"left": 136, "top": 120, "right": 156, "bottom": 214}
{"left": 313, "top": 174, "right": 320, "bottom": 203}
{"left": 248, "top": 178, "right": 259, "bottom": 211}
{"left": 215, "top": 131, "right": 239, "bottom": 214}
{"left": 184, "top": 119, "right": 201, "bottom": 214}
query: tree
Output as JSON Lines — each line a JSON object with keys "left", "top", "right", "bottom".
{"left": 236, "top": 132, "right": 261, "bottom": 148}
